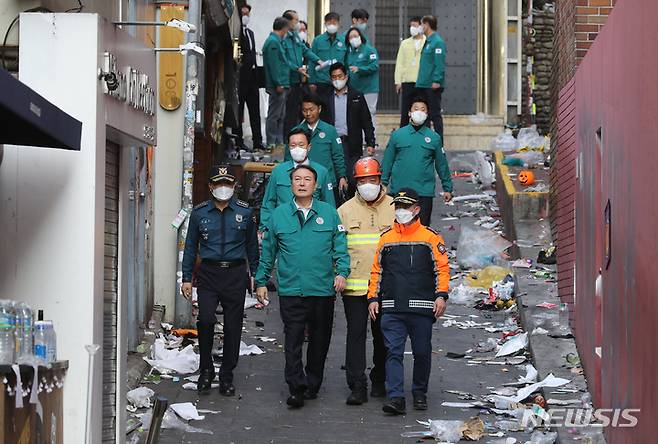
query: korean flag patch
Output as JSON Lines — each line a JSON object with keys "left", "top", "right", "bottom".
{"left": 336, "top": 137, "right": 342, "bottom": 144}
{"left": 328, "top": 182, "right": 334, "bottom": 190}
{"left": 338, "top": 224, "right": 346, "bottom": 232}
{"left": 369, "top": 53, "right": 377, "bottom": 60}
{"left": 438, "top": 243, "right": 447, "bottom": 254}
{"left": 435, "top": 48, "right": 443, "bottom": 54}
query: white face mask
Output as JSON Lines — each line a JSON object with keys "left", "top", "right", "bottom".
{"left": 294, "top": 22, "right": 301, "bottom": 31}
{"left": 298, "top": 31, "right": 307, "bottom": 42}
{"left": 356, "top": 23, "right": 367, "bottom": 32}
{"left": 357, "top": 183, "right": 381, "bottom": 202}
{"left": 349, "top": 37, "right": 362, "bottom": 49}
{"left": 290, "top": 147, "right": 308, "bottom": 163}
{"left": 395, "top": 208, "right": 415, "bottom": 224}
{"left": 410, "top": 26, "right": 420, "bottom": 37}
{"left": 410, "top": 110, "right": 428, "bottom": 126}
{"left": 212, "top": 186, "right": 234, "bottom": 201}
{"left": 241, "top": 15, "right": 250, "bottom": 26}
{"left": 326, "top": 24, "right": 338, "bottom": 34}
{"left": 332, "top": 78, "right": 347, "bottom": 90}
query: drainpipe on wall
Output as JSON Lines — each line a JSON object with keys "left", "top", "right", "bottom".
{"left": 175, "top": 0, "right": 201, "bottom": 328}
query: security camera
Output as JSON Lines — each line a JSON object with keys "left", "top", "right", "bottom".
{"left": 166, "top": 18, "right": 197, "bottom": 33}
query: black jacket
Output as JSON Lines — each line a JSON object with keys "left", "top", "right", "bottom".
{"left": 320, "top": 88, "right": 376, "bottom": 157}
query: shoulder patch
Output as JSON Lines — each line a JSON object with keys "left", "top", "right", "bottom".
{"left": 426, "top": 226, "right": 439, "bottom": 235}
{"left": 369, "top": 53, "right": 377, "bottom": 60}
{"left": 236, "top": 199, "right": 249, "bottom": 208}
{"left": 336, "top": 137, "right": 342, "bottom": 144}
{"left": 438, "top": 243, "right": 447, "bottom": 255}
{"left": 435, "top": 48, "right": 442, "bottom": 54}
{"left": 337, "top": 224, "right": 346, "bottom": 232}
{"left": 380, "top": 227, "right": 393, "bottom": 237}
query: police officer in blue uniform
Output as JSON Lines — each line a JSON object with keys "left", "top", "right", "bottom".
{"left": 181, "top": 165, "right": 259, "bottom": 396}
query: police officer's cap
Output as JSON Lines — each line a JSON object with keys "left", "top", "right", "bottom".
{"left": 391, "top": 188, "right": 420, "bottom": 205}
{"left": 209, "top": 164, "right": 236, "bottom": 183}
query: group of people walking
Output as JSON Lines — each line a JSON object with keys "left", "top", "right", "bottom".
{"left": 182, "top": 7, "right": 456, "bottom": 415}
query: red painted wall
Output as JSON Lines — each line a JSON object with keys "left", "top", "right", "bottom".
{"left": 572, "top": 0, "right": 658, "bottom": 441}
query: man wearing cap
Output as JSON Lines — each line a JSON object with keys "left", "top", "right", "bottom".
{"left": 367, "top": 188, "right": 450, "bottom": 415}
{"left": 181, "top": 165, "right": 260, "bottom": 396}
{"left": 260, "top": 128, "right": 335, "bottom": 231}
{"left": 255, "top": 164, "right": 350, "bottom": 408}
{"left": 337, "top": 157, "right": 394, "bottom": 405}
{"left": 381, "top": 96, "right": 452, "bottom": 227}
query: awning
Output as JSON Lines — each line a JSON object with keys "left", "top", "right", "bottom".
{"left": 0, "top": 67, "right": 81, "bottom": 150}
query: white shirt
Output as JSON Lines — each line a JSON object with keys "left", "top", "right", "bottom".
{"left": 294, "top": 198, "right": 313, "bottom": 220}
{"left": 307, "top": 121, "right": 319, "bottom": 132}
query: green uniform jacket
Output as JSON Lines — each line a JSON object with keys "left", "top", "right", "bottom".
{"left": 259, "top": 160, "right": 336, "bottom": 231}
{"left": 283, "top": 31, "right": 320, "bottom": 84}
{"left": 284, "top": 120, "right": 347, "bottom": 186}
{"left": 381, "top": 124, "right": 453, "bottom": 197}
{"left": 345, "top": 43, "right": 380, "bottom": 94}
{"left": 255, "top": 199, "right": 350, "bottom": 296}
{"left": 309, "top": 32, "right": 348, "bottom": 85}
{"left": 263, "top": 32, "right": 290, "bottom": 88}
{"left": 415, "top": 32, "right": 446, "bottom": 88}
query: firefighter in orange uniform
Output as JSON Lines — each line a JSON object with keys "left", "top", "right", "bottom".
{"left": 367, "top": 188, "right": 450, "bottom": 415}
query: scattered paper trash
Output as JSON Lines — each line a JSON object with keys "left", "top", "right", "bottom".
{"left": 532, "top": 327, "right": 549, "bottom": 335}
{"left": 144, "top": 339, "right": 200, "bottom": 374}
{"left": 225, "top": 341, "right": 265, "bottom": 356}
{"left": 495, "top": 332, "right": 528, "bottom": 357}
{"left": 244, "top": 296, "right": 259, "bottom": 309}
{"left": 528, "top": 430, "right": 558, "bottom": 444}
{"left": 518, "top": 364, "right": 538, "bottom": 384}
{"left": 170, "top": 402, "right": 205, "bottom": 421}
{"left": 182, "top": 382, "right": 219, "bottom": 390}
{"left": 127, "top": 386, "right": 154, "bottom": 409}
{"left": 511, "top": 259, "right": 532, "bottom": 268}
{"left": 536, "top": 302, "right": 558, "bottom": 309}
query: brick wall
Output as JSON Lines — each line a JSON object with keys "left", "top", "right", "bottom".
{"left": 574, "top": 0, "right": 616, "bottom": 63}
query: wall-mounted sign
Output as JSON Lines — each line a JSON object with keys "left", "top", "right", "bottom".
{"left": 102, "top": 52, "right": 156, "bottom": 117}
{"left": 159, "top": 5, "right": 186, "bottom": 111}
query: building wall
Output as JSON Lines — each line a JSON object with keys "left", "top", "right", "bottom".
{"left": 572, "top": 1, "right": 657, "bottom": 441}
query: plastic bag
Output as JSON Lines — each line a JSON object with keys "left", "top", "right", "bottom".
{"left": 474, "top": 151, "right": 495, "bottom": 187}
{"left": 490, "top": 129, "right": 517, "bottom": 151}
{"left": 465, "top": 266, "right": 513, "bottom": 288}
{"left": 516, "top": 125, "right": 544, "bottom": 150}
{"left": 449, "top": 285, "right": 481, "bottom": 305}
{"left": 451, "top": 153, "right": 477, "bottom": 173}
{"left": 429, "top": 419, "right": 464, "bottom": 442}
{"left": 504, "top": 151, "right": 545, "bottom": 167}
{"left": 529, "top": 431, "right": 558, "bottom": 444}
{"left": 457, "top": 228, "right": 512, "bottom": 269}
{"left": 127, "top": 387, "right": 155, "bottom": 409}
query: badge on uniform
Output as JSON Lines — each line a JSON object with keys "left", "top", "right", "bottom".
{"left": 369, "top": 54, "right": 377, "bottom": 60}
{"left": 425, "top": 136, "right": 431, "bottom": 143}
{"left": 236, "top": 214, "right": 243, "bottom": 223}
{"left": 358, "top": 53, "right": 364, "bottom": 59}
{"left": 438, "top": 243, "right": 447, "bottom": 254}
{"left": 436, "top": 48, "right": 442, "bottom": 54}
{"left": 337, "top": 42, "right": 343, "bottom": 47}
{"left": 316, "top": 217, "right": 324, "bottom": 225}
{"left": 336, "top": 137, "right": 342, "bottom": 144}
{"left": 319, "top": 132, "right": 326, "bottom": 139}
{"left": 338, "top": 224, "right": 346, "bottom": 232}
{"left": 328, "top": 183, "right": 334, "bottom": 190}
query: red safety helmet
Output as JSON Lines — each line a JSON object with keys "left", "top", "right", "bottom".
{"left": 353, "top": 157, "right": 382, "bottom": 178}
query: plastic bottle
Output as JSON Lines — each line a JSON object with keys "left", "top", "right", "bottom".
{"left": 15, "top": 303, "right": 34, "bottom": 360}
{"left": 0, "top": 300, "right": 16, "bottom": 364}
{"left": 44, "top": 321, "right": 57, "bottom": 362}
{"left": 34, "top": 321, "right": 48, "bottom": 361}
{"left": 559, "top": 303, "right": 570, "bottom": 331}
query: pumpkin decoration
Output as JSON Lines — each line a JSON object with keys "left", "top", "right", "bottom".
{"left": 518, "top": 170, "right": 535, "bottom": 187}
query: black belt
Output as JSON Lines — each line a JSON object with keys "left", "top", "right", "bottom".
{"left": 202, "top": 259, "right": 246, "bottom": 268}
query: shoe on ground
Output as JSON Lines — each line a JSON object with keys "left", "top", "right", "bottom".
{"left": 370, "top": 382, "right": 386, "bottom": 398}
{"left": 303, "top": 389, "right": 318, "bottom": 400}
{"left": 197, "top": 368, "right": 215, "bottom": 395}
{"left": 382, "top": 397, "right": 406, "bottom": 415}
{"left": 413, "top": 393, "right": 428, "bottom": 410}
{"left": 346, "top": 388, "right": 368, "bottom": 405}
{"left": 219, "top": 380, "right": 236, "bottom": 397}
{"left": 287, "top": 392, "right": 305, "bottom": 408}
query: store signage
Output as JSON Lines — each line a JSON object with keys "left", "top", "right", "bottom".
{"left": 102, "top": 52, "right": 156, "bottom": 116}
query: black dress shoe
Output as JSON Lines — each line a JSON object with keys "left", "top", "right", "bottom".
{"left": 287, "top": 393, "right": 305, "bottom": 408}
{"left": 382, "top": 397, "right": 406, "bottom": 415}
{"left": 370, "top": 382, "right": 386, "bottom": 398}
{"left": 197, "top": 369, "right": 215, "bottom": 395}
{"left": 413, "top": 393, "right": 428, "bottom": 410}
{"left": 219, "top": 380, "right": 236, "bottom": 397}
{"left": 346, "top": 388, "right": 368, "bottom": 405}
{"left": 303, "top": 389, "right": 318, "bottom": 400}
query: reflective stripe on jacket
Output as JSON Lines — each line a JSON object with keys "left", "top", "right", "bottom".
{"left": 337, "top": 191, "right": 395, "bottom": 296}
{"left": 367, "top": 219, "right": 450, "bottom": 317}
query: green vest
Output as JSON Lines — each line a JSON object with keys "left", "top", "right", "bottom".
{"left": 381, "top": 124, "right": 453, "bottom": 196}
{"left": 259, "top": 160, "right": 336, "bottom": 231}
{"left": 255, "top": 199, "right": 350, "bottom": 296}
